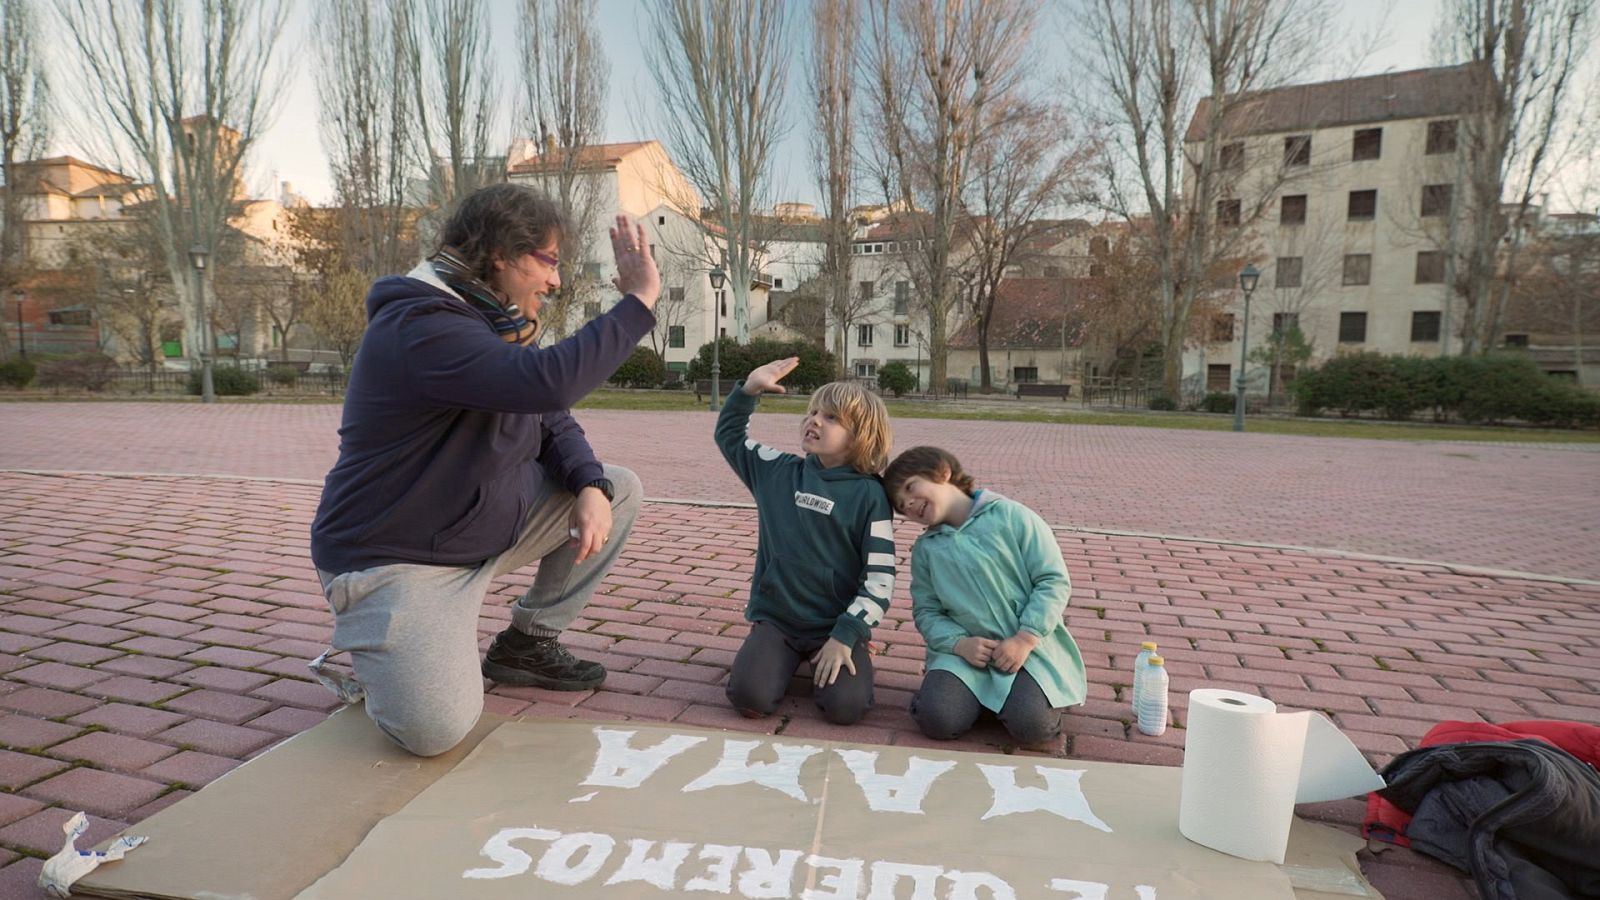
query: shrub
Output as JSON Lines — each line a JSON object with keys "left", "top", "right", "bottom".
{"left": 1200, "top": 392, "right": 1233, "bottom": 414}
{"left": 36, "top": 352, "right": 118, "bottom": 391}
{"left": 0, "top": 358, "right": 37, "bottom": 388}
{"left": 687, "top": 338, "right": 837, "bottom": 392}
{"left": 188, "top": 365, "right": 260, "bottom": 396}
{"left": 877, "top": 361, "right": 916, "bottom": 397}
{"left": 609, "top": 347, "right": 667, "bottom": 388}
{"left": 265, "top": 364, "right": 301, "bottom": 386}
{"left": 1147, "top": 394, "right": 1177, "bottom": 411}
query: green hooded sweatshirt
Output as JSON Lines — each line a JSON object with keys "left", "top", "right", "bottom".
{"left": 910, "top": 490, "right": 1086, "bottom": 710}
{"left": 715, "top": 385, "right": 896, "bottom": 647}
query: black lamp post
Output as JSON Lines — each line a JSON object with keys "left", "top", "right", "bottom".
{"left": 12, "top": 289, "right": 23, "bottom": 360}
{"left": 189, "top": 244, "right": 215, "bottom": 403}
{"left": 708, "top": 266, "right": 726, "bottom": 411}
{"left": 1232, "top": 263, "right": 1260, "bottom": 432}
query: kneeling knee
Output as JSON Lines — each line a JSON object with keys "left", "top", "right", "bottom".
{"left": 820, "top": 699, "right": 867, "bottom": 727}
{"left": 380, "top": 700, "right": 482, "bottom": 758}
{"left": 726, "top": 683, "right": 780, "bottom": 719}
{"left": 913, "top": 708, "right": 967, "bottom": 741}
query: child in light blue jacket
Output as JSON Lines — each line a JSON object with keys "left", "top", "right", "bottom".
{"left": 883, "top": 446, "right": 1086, "bottom": 745}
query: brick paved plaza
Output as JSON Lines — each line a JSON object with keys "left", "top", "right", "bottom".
{"left": 1, "top": 401, "right": 1598, "bottom": 897}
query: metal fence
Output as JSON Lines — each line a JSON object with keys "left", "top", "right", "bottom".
{"left": 41, "top": 362, "right": 348, "bottom": 398}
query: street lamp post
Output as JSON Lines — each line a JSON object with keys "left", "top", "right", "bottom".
{"left": 12, "top": 289, "right": 23, "bottom": 360}
{"left": 708, "top": 266, "right": 726, "bottom": 411}
{"left": 189, "top": 244, "right": 216, "bottom": 403}
{"left": 1232, "top": 264, "right": 1261, "bottom": 432}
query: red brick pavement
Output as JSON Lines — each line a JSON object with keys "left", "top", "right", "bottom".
{"left": 3, "top": 401, "right": 1598, "bottom": 579}
{"left": 4, "top": 469, "right": 1598, "bottom": 896}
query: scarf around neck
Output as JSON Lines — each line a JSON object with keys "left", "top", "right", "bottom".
{"left": 428, "top": 245, "right": 541, "bottom": 346}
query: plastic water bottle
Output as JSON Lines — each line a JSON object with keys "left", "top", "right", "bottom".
{"left": 1136, "top": 655, "right": 1169, "bottom": 736}
{"left": 1131, "top": 641, "right": 1158, "bottom": 713}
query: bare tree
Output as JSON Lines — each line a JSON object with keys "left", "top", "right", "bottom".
{"left": 518, "top": 0, "right": 609, "bottom": 340}
{"left": 0, "top": 0, "right": 50, "bottom": 359}
{"left": 648, "top": 253, "right": 697, "bottom": 360}
{"left": 643, "top": 0, "right": 791, "bottom": 342}
{"left": 810, "top": 0, "right": 858, "bottom": 376}
{"left": 962, "top": 99, "right": 1096, "bottom": 392}
{"left": 399, "top": 0, "right": 501, "bottom": 215}
{"left": 1078, "top": 0, "right": 1327, "bottom": 399}
{"left": 861, "top": 0, "right": 1040, "bottom": 387}
{"left": 314, "top": 0, "right": 418, "bottom": 280}
{"left": 65, "top": 220, "right": 172, "bottom": 374}
{"left": 56, "top": 0, "right": 288, "bottom": 377}
{"left": 303, "top": 267, "right": 369, "bottom": 371}
{"left": 1432, "top": 0, "right": 1596, "bottom": 353}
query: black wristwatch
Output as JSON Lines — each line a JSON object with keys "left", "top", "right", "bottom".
{"left": 582, "top": 478, "right": 615, "bottom": 502}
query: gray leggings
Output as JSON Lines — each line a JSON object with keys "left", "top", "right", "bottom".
{"left": 726, "top": 620, "right": 874, "bottom": 725}
{"left": 911, "top": 668, "right": 1062, "bottom": 745}
{"left": 314, "top": 464, "right": 641, "bottom": 757}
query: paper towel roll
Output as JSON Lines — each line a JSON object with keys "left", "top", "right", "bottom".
{"left": 1178, "top": 689, "right": 1385, "bottom": 864}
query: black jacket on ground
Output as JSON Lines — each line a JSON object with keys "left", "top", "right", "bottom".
{"left": 1378, "top": 738, "right": 1600, "bottom": 899}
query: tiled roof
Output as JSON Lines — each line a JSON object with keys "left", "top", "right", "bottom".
{"left": 948, "top": 277, "right": 1088, "bottom": 350}
{"left": 1185, "top": 64, "right": 1483, "bottom": 142}
{"left": 507, "top": 141, "right": 654, "bottom": 174}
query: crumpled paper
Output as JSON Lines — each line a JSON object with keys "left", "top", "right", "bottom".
{"left": 38, "top": 811, "right": 148, "bottom": 898}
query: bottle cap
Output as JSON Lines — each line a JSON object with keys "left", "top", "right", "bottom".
{"left": 1148, "top": 655, "right": 1164, "bottom": 666}
{"left": 1141, "top": 641, "right": 1158, "bottom": 651}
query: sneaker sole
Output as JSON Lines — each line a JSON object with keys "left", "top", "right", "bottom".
{"left": 481, "top": 658, "right": 606, "bottom": 691}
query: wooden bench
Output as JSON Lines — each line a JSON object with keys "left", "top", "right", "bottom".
{"left": 1015, "top": 382, "right": 1071, "bottom": 400}
{"left": 693, "top": 379, "right": 716, "bottom": 403}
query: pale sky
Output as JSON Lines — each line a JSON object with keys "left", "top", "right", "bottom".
{"left": 244, "top": 0, "right": 1447, "bottom": 209}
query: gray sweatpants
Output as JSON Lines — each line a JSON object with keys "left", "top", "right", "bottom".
{"left": 314, "top": 464, "right": 641, "bottom": 756}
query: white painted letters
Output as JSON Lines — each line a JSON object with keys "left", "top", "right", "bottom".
{"left": 865, "top": 861, "right": 943, "bottom": 899}
{"left": 462, "top": 827, "right": 559, "bottom": 879}
{"left": 535, "top": 832, "right": 615, "bottom": 886}
{"left": 833, "top": 749, "right": 957, "bottom": 814}
{"left": 683, "top": 739, "right": 822, "bottom": 802}
{"left": 802, "top": 855, "right": 864, "bottom": 900}
{"left": 946, "top": 869, "right": 1018, "bottom": 900}
{"left": 739, "top": 847, "right": 804, "bottom": 898}
{"left": 603, "top": 838, "right": 694, "bottom": 889}
{"left": 683, "top": 844, "right": 742, "bottom": 893}
{"left": 582, "top": 728, "right": 707, "bottom": 790}
{"left": 977, "top": 764, "right": 1113, "bottom": 832}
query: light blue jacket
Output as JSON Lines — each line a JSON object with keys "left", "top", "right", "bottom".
{"left": 909, "top": 491, "right": 1087, "bottom": 711}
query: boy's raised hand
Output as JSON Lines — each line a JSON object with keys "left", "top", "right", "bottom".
{"left": 811, "top": 637, "right": 856, "bottom": 687}
{"left": 742, "top": 357, "right": 800, "bottom": 395}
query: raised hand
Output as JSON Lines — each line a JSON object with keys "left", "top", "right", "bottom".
{"left": 741, "top": 357, "right": 800, "bottom": 396}
{"left": 609, "top": 215, "right": 660, "bottom": 308}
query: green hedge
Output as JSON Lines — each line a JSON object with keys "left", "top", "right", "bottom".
{"left": 0, "top": 358, "right": 36, "bottom": 388}
{"left": 36, "top": 353, "right": 118, "bottom": 391}
{"left": 609, "top": 347, "right": 667, "bottom": 389}
{"left": 877, "top": 361, "right": 916, "bottom": 397}
{"left": 686, "top": 338, "right": 838, "bottom": 392}
{"left": 1200, "top": 392, "right": 1234, "bottom": 414}
{"left": 1292, "top": 352, "right": 1599, "bottom": 428}
{"left": 187, "top": 365, "right": 261, "bottom": 396}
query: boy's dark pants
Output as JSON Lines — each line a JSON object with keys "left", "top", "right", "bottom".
{"left": 727, "top": 620, "right": 874, "bottom": 725}
{"left": 912, "top": 668, "right": 1061, "bottom": 745}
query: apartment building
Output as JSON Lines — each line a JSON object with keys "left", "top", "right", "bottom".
{"left": 1184, "top": 64, "right": 1481, "bottom": 394}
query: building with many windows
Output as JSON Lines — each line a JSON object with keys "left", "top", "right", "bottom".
{"left": 1184, "top": 64, "right": 1482, "bottom": 395}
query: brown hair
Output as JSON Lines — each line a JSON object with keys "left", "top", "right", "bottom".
{"left": 883, "top": 446, "right": 977, "bottom": 505}
{"left": 808, "top": 381, "right": 892, "bottom": 474}
{"left": 435, "top": 183, "right": 568, "bottom": 285}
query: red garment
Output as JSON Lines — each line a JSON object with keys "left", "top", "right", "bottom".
{"left": 1363, "top": 720, "right": 1600, "bottom": 845}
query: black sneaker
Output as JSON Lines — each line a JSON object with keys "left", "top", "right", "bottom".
{"left": 482, "top": 628, "right": 606, "bottom": 690}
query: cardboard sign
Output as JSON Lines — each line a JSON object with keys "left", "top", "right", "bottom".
{"left": 296, "top": 720, "right": 1313, "bottom": 899}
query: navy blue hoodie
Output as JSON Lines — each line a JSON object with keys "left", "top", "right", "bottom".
{"left": 310, "top": 268, "right": 655, "bottom": 574}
